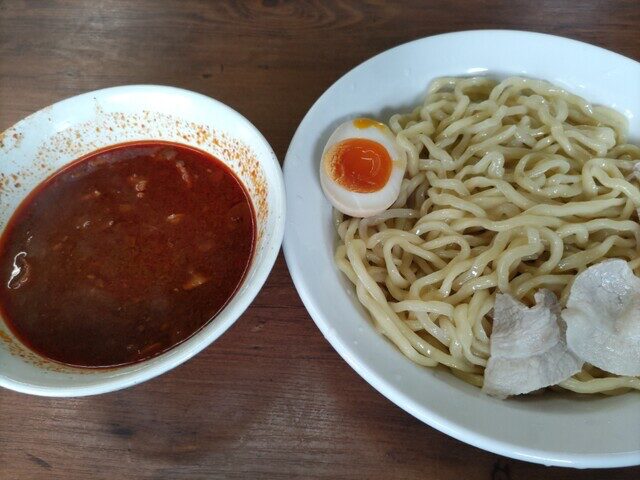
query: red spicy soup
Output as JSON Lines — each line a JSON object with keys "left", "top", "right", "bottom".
{"left": 0, "top": 141, "right": 255, "bottom": 367}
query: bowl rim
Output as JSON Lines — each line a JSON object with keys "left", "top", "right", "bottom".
{"left": 0, "top": 84, "right": 286, "bottom": 397}
{"left": 282, "top": 29, "right": 640, "bottom": 469}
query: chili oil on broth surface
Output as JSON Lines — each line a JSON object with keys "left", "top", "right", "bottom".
{"left": 0, "top": 141, "right": 255, "bottom": 368}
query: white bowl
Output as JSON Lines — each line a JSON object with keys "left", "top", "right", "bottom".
{"left": 0, "top": 85, "right": 285, "bottom": 396}
{"left": 283, "top": 30, "right": 640, "bottom": 468}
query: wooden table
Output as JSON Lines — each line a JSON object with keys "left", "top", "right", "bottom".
{"left": 1, "top": 1, "right": 639, "bottom": 478}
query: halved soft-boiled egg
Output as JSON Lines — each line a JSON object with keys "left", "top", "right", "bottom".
{"left": 320, "top": 118, "right": 406, "bottom": 217}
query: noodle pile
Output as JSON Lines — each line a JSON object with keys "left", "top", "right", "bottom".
{"left": 334, "top": 76, "right": 640, "bottom": 395}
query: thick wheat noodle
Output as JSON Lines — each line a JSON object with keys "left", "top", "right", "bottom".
{"left": 334, "top": 76, "right": 640, "bottom": 395}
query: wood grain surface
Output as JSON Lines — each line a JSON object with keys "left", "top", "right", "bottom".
{"left": 1, "top": 1, "right": 639, "bottom": 478}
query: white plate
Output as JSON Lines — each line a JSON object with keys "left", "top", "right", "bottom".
{"left": 283, "top": 30, "right": 640, "bottom": 468}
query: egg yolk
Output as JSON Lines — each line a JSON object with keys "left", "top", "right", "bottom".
{"left": 353, "top": 118, "right": 386, "bottom": 130}
{"left": 326, "top": 138, "right": 392, "bottom": 193}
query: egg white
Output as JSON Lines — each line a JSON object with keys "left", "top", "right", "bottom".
{"left": 320, "top": 119, "right": 406, "bottom": 217}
